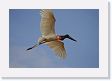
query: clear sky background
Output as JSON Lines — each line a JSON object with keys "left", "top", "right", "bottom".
{"left": 9, "top": 9, "right": 99, "bottom": 68}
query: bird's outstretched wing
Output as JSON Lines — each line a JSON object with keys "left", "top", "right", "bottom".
{"left": 46, "top": 41, "right": 67, "bottom": 59}
{"left": 40, "top": 9, "right": 56, "bottom": 36}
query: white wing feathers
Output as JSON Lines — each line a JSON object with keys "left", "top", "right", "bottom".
{"left": 40, "top": 9, "right": 67, "bottom": 59}
{"left": 40, "top": 9, "right": 56, "bottom": 36}
{"left": 46, "top": 41, "right": 67, "bottom": 59}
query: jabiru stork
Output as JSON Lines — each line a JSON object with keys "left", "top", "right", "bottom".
{"left": 27, "top": 9, "right": 77, "bottom": 59}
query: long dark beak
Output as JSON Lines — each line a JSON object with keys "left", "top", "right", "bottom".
{"left": 26, "top": 44, "right": 38, "bottom": 51}
{"left": 68, "top": 35, "right": 77, "bottom": 42}
{"left": 65, "top": 34, "right": 77, "bottom": 42}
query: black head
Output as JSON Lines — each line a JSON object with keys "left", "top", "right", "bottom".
{"left": 64, "top": 34, "right": 69, "bottom": 38}
{"left": 64, "top": 34, "right": 77, "bottom": 42}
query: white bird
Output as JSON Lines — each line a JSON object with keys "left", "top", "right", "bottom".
{"left": 27, "top": 9, "right": 77, "bottom": 59}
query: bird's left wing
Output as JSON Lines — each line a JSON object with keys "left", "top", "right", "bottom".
{"left": 46, "top": 41, "right": 67, "bottom": 59}
{"left": 40, "top": 9, "right": 56, "bottom": 36}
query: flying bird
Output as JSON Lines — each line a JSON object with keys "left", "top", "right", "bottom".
{"left": 27, "top": 9, "right": 77, "bottom": 59}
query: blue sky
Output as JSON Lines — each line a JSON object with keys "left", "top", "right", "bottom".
{"left": 9, "top": 9, "right": 99, "bottom": 68}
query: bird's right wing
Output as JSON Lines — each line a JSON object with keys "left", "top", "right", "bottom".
{"left": 46, "top": 41, "right": 67, "bottom": 59}
{"left": 40, "top": 9, "right": 56, "bottom": 36}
